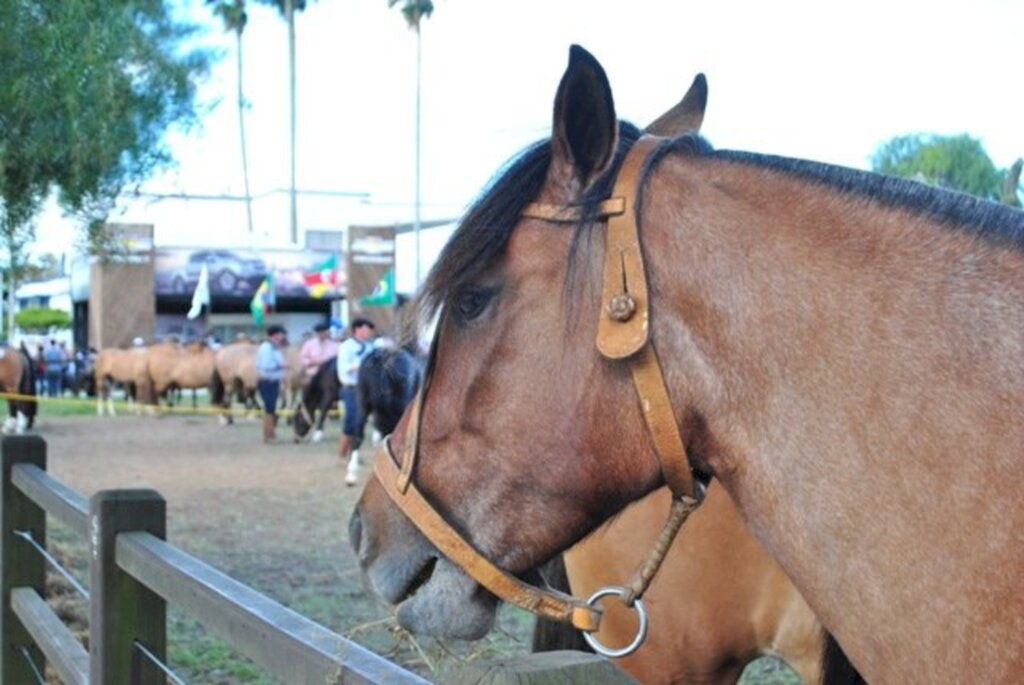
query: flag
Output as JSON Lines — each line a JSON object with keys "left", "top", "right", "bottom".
{"left": 359, "top": 269, "right": 395, "bottom": 307}
{"left": 249, "top": 274, "right": 276, "bottom": 325}
{"left": 187, "top": 263, "right": 210, "bottom": 319}
{"left": 303, "top": 254, "right": 338, "bottom": 298}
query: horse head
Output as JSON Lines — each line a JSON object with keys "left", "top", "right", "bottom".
{"left": 352, "top": 46, "right": 711, "bottom": 641}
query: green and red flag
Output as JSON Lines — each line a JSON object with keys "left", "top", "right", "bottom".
{"left": 303, "top": 254, "right": 338, "bottom": 298}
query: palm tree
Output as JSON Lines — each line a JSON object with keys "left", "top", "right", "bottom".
{"left": 388, "top": 0, "right": 434, "bottom": 287}
{"left": 259, "top": 0, "right": 310, "bottom": 245}
{"left": 207, "top": 0, "right": 255, "bottom": 234}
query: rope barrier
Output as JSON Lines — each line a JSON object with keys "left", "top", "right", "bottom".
{"left": 0, "top": 391, "right": 341, "bottom": 419}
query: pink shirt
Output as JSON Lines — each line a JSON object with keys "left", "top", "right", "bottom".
{"left": 299, "top": 336, "right": 339, "bottom": 378}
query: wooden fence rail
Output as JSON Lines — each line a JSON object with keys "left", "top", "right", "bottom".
{"left": 0, "top": 435, "right": 631, "bottom": 685}
{"left": 0, "top": 435, "right": 428, "bottom": 685}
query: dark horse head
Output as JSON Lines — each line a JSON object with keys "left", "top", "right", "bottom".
{"left": 353, "top": 346, "right": 423, "bottom": 449}
{"left": 293, "top": 357, "right": 338, "bottom": 440}
{"left": 293, "top": 347, "right": 422, "bottom": 443}
{"left": 18, "top": 346, "right": 37, "bottom": 428}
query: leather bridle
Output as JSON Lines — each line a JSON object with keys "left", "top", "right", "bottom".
{"left": 374, "top": 136, "right": 705, "bottom": 656}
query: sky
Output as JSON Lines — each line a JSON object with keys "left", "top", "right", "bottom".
{"left": 32, "top": 0, "right": 1024, "bottom": 291}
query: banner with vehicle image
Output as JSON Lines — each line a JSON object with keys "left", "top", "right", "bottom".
{"left": 153, "top": 247, "right": 345, "bottom": 300}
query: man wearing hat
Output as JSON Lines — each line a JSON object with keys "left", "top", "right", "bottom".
{"left": 255, "top": 324, "right": 288, "bottom": 442}
{"left": 298, "top": 320, "right": 338, "bottom": 382}
{"left": 337, "top": 317, "right": 376, "bottom": 484}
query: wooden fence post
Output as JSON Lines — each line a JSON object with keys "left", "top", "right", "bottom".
{"left": 90, "top": 489, "right": 166, "bottom": 684}
{"left": 0, "top": 435, "right": 47, "bottom": 685}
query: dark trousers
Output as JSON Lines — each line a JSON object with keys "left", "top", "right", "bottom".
{"left": 45, "top": 369, "right": 63, "bottom": 397}
{"left": 258, "top": 379, "right": 280, "bottom": 416}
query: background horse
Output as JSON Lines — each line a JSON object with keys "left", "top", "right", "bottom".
{"left": 295, "top": 346, "right": 422, "bottom": 484}
{"left": 210, "top": 340, "right": 258, "bottom": 424}
{"left": 534, "top": 486, "right": 821, "bottom": 683}
{"left": 293, "top": 357, "right": 338, "bottom": 443}
{"left": 352, "top": 46, "right": 1022, "bottom": 682}
{"left": 344, "top": 346, "right": 423, "bottom": 484}
{"left": 94, "top": 347, "right": 151, "bottom": 416}
{"left": 148, "top": 341, "right": 217, "bottom": 410}
{"left": 0, "top": 345, "right": 37, "bottom": 433}
{"left": 280, "top": 346, "right": 308, "bottom": 424}
{"left": 145, "top": 341, "right": 183, "bottom": 408}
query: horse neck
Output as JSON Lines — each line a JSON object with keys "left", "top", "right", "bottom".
{"left": 642, "top": 155, "right": 1024, "bottom": 680}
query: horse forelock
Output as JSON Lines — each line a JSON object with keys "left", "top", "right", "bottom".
{"left": 416, "top": 122, "right": 644, "bottom": 334}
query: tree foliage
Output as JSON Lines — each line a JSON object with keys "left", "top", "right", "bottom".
{"left": 1000, "top": 159, "right": 1022, "bottom": 207}
{"left": 0, "top": 0, "right": 215, "bottom": 261}
{"left": 870, "top": 134, "right": 1006, "bottom": 201}
{"left": 15, "top": 307, "right": 71, "bottom": 333}
{"left": 388, "top": 0, "right": 434, "bottom": 31}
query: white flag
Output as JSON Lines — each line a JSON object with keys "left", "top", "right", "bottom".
{"left": 187, "top": 263, "right": 210, "bottom": 319}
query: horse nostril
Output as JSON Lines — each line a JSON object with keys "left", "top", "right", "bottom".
{"left": 348, "top": 509, "right": 363, "bottom": 554}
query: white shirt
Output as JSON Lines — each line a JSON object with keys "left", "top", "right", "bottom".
{"left": 336, "top": 337, "right": 372, "bottom": 386}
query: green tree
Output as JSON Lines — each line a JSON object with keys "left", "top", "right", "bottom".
{"left": 15, "top": 307, "right": 71, "bottom": 333}
{"left": 389, "top": 0, "right": 434, "bottom": 28}
{"left": 1, "top": 0, "right": 214, "bottom": 328}
{"left": 870, "top": 134, "right": 1003, "bottom": 200}
{"left": 1000, "top": 159, "right": 1022, "bottom": 207}
{"left": 21, "top": 254, "right": 65, "bottom": 283}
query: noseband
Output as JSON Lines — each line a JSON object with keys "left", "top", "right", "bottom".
{"left": 374, "top": 136, "right": 704, "bottom": 656}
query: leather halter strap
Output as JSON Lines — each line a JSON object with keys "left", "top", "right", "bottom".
{"left": 374, "top": 135, "right": 702, "bottom": 634}
{"left": 375, "top": 438, "right": 603, "bottom": 631}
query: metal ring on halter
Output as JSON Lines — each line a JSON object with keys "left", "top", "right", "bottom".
{"left": 581, "top": 586, "right": 649, "bottom": 658}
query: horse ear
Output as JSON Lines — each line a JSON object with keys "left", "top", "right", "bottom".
{"left": 645, "top": 73, "right": 708, "bottom": 136}
{"left": 550, "top": 45, "right": 618, "bottom": 194}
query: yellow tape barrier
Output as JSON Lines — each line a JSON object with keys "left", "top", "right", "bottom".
{"left": 0, "top": 391, "right": 340, "bottom": 419}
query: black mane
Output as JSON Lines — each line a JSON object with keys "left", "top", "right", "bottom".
{"left": 647, "top": 134, "right": 1024, "bottom": 248}
{"left": 420, "top": 125, "right": 1022, "bottom": 330}
{"left": 418, "top": 122, "right": 643, "bottom": 324}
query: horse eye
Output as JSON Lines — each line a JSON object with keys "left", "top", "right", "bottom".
{"left": 453, "top": 287, "right": 496, "bottom": 322}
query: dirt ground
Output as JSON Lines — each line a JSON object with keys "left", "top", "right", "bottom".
{"left": 35, "top": 411, "right": 535, "bottom": 683}
{"left": 33, "top": 410, "right": 795, "bottom": 684}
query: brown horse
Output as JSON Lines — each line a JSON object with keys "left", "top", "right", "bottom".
{"left": 0, "top": 345, "right": 37, "bottom": 433}
{"left": 211, "top": 340, "right": 258, "bottom": 424}
{"left": 352, "top": 46, "right": 1023, "bottom": 682}
{"left": 280, "top": 346, "right": 308, "bottom": 419}
{"left": 94, "top": 347, "right": 151, "bottom": 415}
{"left": 539, "top": 486, "right": 821, "bottom": 683}
{"left": 147, "top": 340, "right": 217, "bottom": 409}
{"left": 527, "top": 75, "right": 823, "bottom": 682}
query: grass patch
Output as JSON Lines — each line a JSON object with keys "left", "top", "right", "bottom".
{"left": 169, "top": 613, "right": 274, "bottom": 684}
{"left": 2, "top": 395, "right": 103, "bottom": 417}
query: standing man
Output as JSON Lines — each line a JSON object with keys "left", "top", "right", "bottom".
{"left": 43, "top": 339, "right": 66, "bottom": 397}
{"left": 337, "top": 317, "right": 376, "bottom": 485}
{"left": 255, "top": 324, "right": 287, "bottom": 443}
{"left": 298, "top": 321, "right": 338, "bottom": 380}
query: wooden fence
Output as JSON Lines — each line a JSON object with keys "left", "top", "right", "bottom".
{"left": 0, "top": 435, "right": 632, "bottom": 684}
